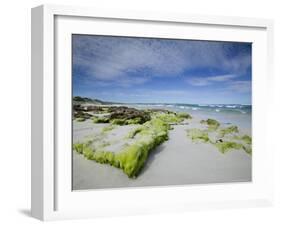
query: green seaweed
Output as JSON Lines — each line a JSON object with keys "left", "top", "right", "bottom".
{"left": 186, "top": 124, "right": 252, "bottom": 155}
{"left": 154, "top": 112, "right": 184, "bottom": 124}
{"left": 102, "top": 124, "right": 116, "bottom": 133}
{"left": 92, "top": 151, "right": 115, "bottom": 164}
{"left": 74, "top": 116, "right": 170, "bottom": 178}
{"left": 242, "top": 145, "right": 252, "bottom": 155}
{"left": 73, "top": 143, "right": 114, "bottom": 164}
{"left": 127, "top": 127, "right": 143, "bottom": 139}
{"left": 187, "top": 128, "right": 209, "bottom": 143}
{"left": 232, "top": 134, "right": 252, "bottom": 154}
{"left": 76, "top": 117, "right": 86, "bottom": 122}
{"left": 177, "top": 112, "right": 192, "bottom": 119}
{"left": 73, "top": 143, "right": 85, "bottom": 154}
{"left": 114, "top": 118, "right": 169, "bottom": 177}
{"left": 241, "top": 135, "right": 252, "bottom": 145}
{"left": 82, "top": 146, "right": 95, "bottom": 159}
{"left": 110, "top": 118, "right": 127, "bottom": 125}
{"left": 114, "top": 141, "right": 151, "bottom": 177}
{"left": 92, "top": 116, "right": 110, "bottom": 123}
{"left": 126, "top": 117, "right": 143, "bottom": 124}
{"left": 110, "top": 117, "right": 145, "bottom": 125}
{"left": 200, "top": 118, "right": 220, "bottom": 130}
{"left": 219, "top": 125, "right": 239, "bottom": 137}
{"left": 74, "top": 111, "right": 92, "bottom": 120}
{"left": 215, "top": 141, "right": 243, "bottom": 154}
{"left": 73, "top": 140, "right": 93, "bottom": 155}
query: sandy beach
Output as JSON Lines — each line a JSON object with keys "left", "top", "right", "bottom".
{"left": 72, "top": 112, "right": 252, "bottom": 190}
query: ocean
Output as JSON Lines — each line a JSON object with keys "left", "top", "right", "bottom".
{"left": 127, "top": 103, "right": 252, "bottom": 132}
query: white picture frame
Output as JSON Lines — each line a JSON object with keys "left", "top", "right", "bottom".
{"left": 31, "top": 4, "right": 274, "bottom": 221}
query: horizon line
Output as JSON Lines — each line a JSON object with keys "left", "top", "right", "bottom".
{"left": 73, "top": 96, "right": 252, "bottom": 106}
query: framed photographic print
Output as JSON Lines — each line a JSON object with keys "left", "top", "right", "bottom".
{"left": 31, "top": 4, "right": 274, "bottom": 220}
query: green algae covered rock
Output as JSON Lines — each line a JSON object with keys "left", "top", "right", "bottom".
{"left": 73, "top": 115, "right": 170, "bottom": 178}
{"left": 241, "top": 135, "right": 252, "bottom": 145}
{"left": 102, "top": 124, "right": 116, "bottom": 133}
{"left": 177, "top": 112, "right": 192, "bottom": 119}
{"left": 187, "top": 121, "right": 252, "bottom": 155}
{"left": 76, "top": 117, "right": 86, "bottom": 122}
{"left": 215, "top": 141, "right": 243, "bottom": 154}
{"left": 92, "top": 116, "right": 110, "bottom": 123}
{"left": 153, "top": 112, "right": 190, "bottom": 125}
{"left": 187, "top": 128, "right": 210, "bottom": 143}
{"left": 219, "top": 125, "right": 239, "bottom": 137}
{"left": 200, "top": 118, "right": 220, "bottom": 130}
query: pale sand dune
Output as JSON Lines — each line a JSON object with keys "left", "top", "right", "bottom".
{"left": 72, "top": 120, "right": 251, "bottom": 190}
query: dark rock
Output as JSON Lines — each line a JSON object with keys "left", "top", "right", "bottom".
{"left": 73, "top": 111, "right": 92, "bottom": 119}
{"left": 216, "top": 139, "right": 223, "bottom": 143}
{"left": 73, "top": 105, "right": 151, "bottom": 124}
{"left": 109, "top": 107, "right": 151, "bottom": 124}
{"left": 84, "top": 106, "right": 102, "bottom": 112}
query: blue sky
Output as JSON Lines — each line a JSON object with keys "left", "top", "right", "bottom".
{"left": 73, "top": 35, "right": 252, "bottom": 104}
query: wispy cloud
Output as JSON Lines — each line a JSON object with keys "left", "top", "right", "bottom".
{"left": 73, "top": 35, "right": 251, "bottom": 87}
{"left": 186, "top": 74, "right": 251, "bottom": 94}
{"left": 226, "top": 81, "right": 251, "bottom": 93}
{"left": 186, "top": 74, "right": 237, "bottom": 86}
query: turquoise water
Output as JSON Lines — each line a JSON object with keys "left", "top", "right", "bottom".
{"left": 128, "top": 103, "right": 252, "bottom": 131}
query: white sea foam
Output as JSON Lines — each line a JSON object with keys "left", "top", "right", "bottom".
{"left": 198, "top": 104, "right": 208, "bottom": 107}
{"left": 226, "top": 105, "right": 237, "bottom": 108}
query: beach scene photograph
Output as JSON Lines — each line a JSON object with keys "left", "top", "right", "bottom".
{"left": 72, "top": 34, "right": 252, "bottom": 190}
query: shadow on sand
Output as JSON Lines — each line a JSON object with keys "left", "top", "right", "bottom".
{"left": 137, "top": 143, "right": 166, "bottom": 177}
